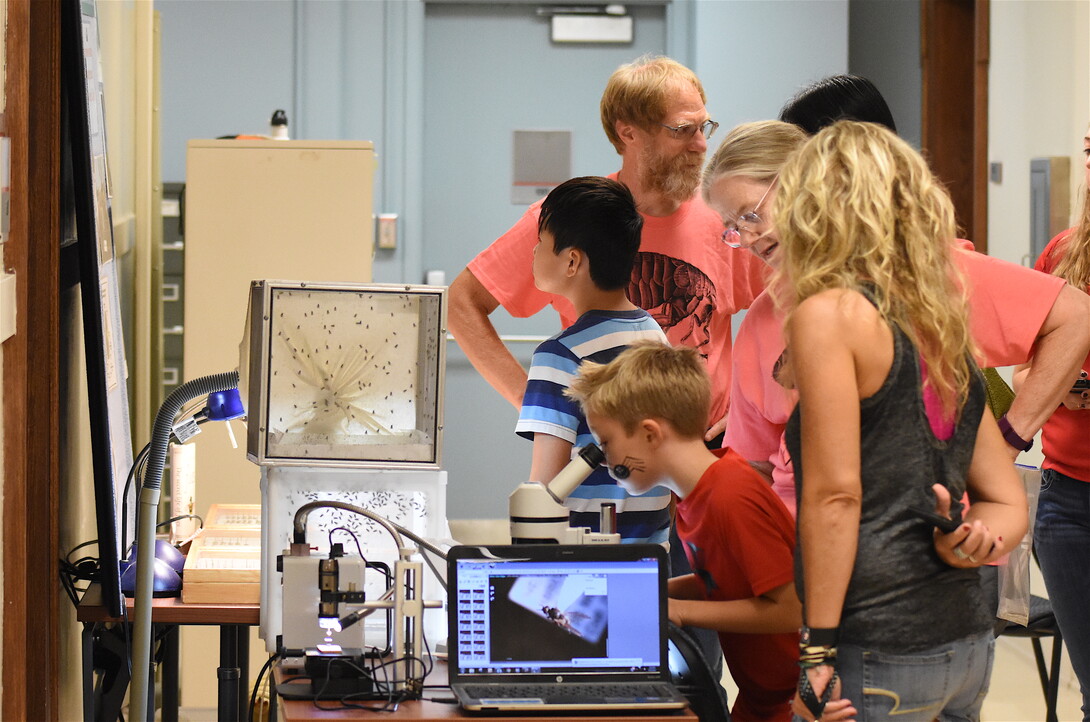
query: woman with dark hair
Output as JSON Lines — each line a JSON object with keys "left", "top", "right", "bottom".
{"left": 778, "top": 75, "right": 896, "bottom": 135}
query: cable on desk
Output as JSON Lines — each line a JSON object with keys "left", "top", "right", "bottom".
{"left": 120, "top": 440, "right": 152, "bottom": 555}
{"left": 59, "top": 538, "right": 102, "bottom": 607}
{"left": 311, "top": 657, "right": 404, "bottom": 713}
{"left": 248, "top": 652, "right": 281, "bottom": 722}
{"left": 328, "top": 526, "right": 367, "bottom": 560}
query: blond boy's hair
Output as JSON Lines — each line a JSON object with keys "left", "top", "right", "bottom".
{"left": 566, "top": 342, "right": 709, "bottom": 438}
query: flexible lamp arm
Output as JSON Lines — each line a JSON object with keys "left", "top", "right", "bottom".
{"left": 130, "top": 371, "right": 240, "bottom": 722}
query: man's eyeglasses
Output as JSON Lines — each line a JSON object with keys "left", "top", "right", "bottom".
{"left": 721, "top": 179, "right": 776, "bottom": 249}
{"left": 659, "top": 119, "right": 719, "bottom": 141}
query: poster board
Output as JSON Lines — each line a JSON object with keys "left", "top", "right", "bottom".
{"left": 62, "top": 0, "right": 134, "bottom": 616}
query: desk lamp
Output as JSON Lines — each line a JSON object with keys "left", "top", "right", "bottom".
{"left": 129, "top": 371, "right": 241, "bottom": 722}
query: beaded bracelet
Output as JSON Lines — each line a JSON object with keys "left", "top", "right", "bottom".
{"left": 799, "top": 644, "right": 838, "bottom": 669}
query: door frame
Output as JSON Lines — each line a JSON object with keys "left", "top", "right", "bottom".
{"left": 921, "top": 0, "right": 989, "bottom": 250}
{"left": 4, "top": 0, "right": 63, "bottom": 718}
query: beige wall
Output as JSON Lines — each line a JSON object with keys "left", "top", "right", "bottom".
{"left": 58, "top": 290, "right": 99, "bottom": 719}
{"left": 988, "top": 0, "right": 1090, "bottom": 267}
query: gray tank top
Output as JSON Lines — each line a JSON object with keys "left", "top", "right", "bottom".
{"left": 785, "top": 304, "right": 990, "bottom": 653}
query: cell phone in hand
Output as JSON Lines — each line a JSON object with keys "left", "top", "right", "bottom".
{"left": 908, "top": 505, "right": 964, "bottom": 534}
{"left": 1072, "top": 378, "right": 1090, "bottom": 392}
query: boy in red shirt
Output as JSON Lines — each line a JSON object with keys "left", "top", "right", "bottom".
{"left": 567, "top": 342, "right": 854, "bottom": 722}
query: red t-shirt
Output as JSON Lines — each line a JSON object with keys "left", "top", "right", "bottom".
{"left": 467, "top": 175, "right": 767, "bottom": 425}
{"left": 1035, "top": 230, "right": 1090, "bottom": 482}
{"left": 675, "top": 449, "right": 797, "bottom": 722}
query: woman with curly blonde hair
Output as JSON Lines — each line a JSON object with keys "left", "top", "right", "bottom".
{"left": 776, "top": 122, "right": 1027, "bottom": 722}
{"left": 1014, "top": 125, "right": 1090, "bottom": 717}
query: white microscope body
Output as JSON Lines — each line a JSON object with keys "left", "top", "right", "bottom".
{"left": 508, "top": 443, "right": 621, "bottom": 545}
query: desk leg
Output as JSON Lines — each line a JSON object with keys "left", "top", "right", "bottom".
{"left": 218, "top": 625, "right": 241, "bottom": 722}
{"left": 161, "top": 625, "right": 180, "bottom": 722}
{"left": 238, "top": 626, "right": 250, "bottom": 722}
{"left": 82, "top": 623, "right": 95, "bottom": 722}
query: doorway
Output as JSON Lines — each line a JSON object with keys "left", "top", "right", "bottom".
{"left": 421, "top": 1, "right": 669, "bottom": 518}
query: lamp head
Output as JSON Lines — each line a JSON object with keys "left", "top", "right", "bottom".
{"left": 205, "top": 388, "right": 245, "bottom": 421}
{"left": 121, "top": 556, "right": 182, "bottom": 597}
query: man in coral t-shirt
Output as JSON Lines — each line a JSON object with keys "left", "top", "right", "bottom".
{"left": 448, "top": 56, "right": 766, "bottom": 440}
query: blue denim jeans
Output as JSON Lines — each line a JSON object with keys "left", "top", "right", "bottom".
{"left": 1034, "top": 468, "right": 1090, "bottom": 720}
{"left": 817, "top": 631, "right": 994, "bottom": 722}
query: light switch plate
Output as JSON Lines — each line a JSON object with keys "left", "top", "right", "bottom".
{"left": 377, "top": 214, "right": 398, "bottom": 249}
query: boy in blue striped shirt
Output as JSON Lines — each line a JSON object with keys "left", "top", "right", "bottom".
{"left": 515, "top": 176, "right": 670, "bottom": 543}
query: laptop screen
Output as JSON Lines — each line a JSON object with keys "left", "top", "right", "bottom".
{"left": 448, "top": 545, "right": 666, "bottom": 679}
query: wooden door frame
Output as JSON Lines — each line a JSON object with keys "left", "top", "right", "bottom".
{"left": 3, "top": 0, "right": 62, "bottom": 718}
{"left": 921, "top": 0, "right": 989, "bottom": 250}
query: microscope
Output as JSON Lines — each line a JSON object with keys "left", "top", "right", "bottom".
{"left": 508, "top": 443, "right": 621, "bottom": 544}
{"left": 277, "top": 500, "right": 445, "bottom": 698}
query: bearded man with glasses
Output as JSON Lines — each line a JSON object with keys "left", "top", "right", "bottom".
{"left": 449, "top": 55, "right": 767, "bottom": 446}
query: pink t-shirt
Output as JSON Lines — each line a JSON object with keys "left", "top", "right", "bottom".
{"left": 723, "top": 289, "right": 798, "bottom": 514}
{"left": 468, "top": 174, "right": 768, "bottom": 425}
{"left": 955, "top": 239, "right": 1066, "bottom": 366}
{"left": 1035, "top": 230, "right": 1090, "bottom": 482}
{"left": 724, "top": 241, "right": 1066, "bottom": 516}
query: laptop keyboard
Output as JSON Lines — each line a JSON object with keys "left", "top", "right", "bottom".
{"left": 464, "top": 682, "right": 678, "bottom": 701}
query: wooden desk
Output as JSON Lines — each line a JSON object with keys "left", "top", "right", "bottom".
{"left": 273, "top": 658, "right": 697, "bottom": 721}
{"left": 77, "top": 584, "right": 260, "bottom": 722}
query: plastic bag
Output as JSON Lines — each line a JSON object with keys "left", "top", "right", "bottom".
{"left": 996, "top": 465, "right": 1041, "bottom": 626}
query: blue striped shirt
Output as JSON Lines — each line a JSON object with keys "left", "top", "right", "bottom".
{"left": 516, "top": 309, "right": 671, "bottom": 544}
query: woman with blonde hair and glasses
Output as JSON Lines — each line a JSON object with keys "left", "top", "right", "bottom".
{"left": 1014, "top": 125, "right": 1090, "bottom": 718}
{"left": 776, "top": 122, "right": 1027, "bottom": 721}
{"left": 702, "top": 120, "right": 808, "bottom": 513}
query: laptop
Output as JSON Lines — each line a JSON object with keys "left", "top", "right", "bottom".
{"left": 446, "top": 544, "right": 690, "bottom": 713}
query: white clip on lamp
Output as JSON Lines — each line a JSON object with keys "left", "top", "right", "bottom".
{"left": 129, "top": 371, "right": 242, "bottom": 722}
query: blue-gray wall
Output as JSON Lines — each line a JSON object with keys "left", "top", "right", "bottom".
{"left": 157, "top": 0, "right": 851, "bottom": 519}
{"left": 848, "top": 0, "right": 922, "bottom": 148}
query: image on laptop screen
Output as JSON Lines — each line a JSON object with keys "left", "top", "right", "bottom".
{"left": 452, "top": 552, "right": 663, "bottom": 677}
